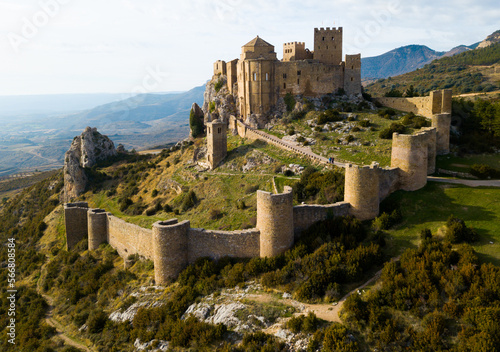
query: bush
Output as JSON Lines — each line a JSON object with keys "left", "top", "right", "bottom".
{"left": 236, "top": 200, "right": 246, "bottom": 210}
{"left": 317, "top": 109, "right": 341, "bottom": 124}
{"left": 286, "top": 312, "right": 322, "bottom": 333}
{"left": 379, "top": 123, "right": 405, "bottom": 139}
{"left": 445, "top": 216, "right": 479, "bottom": 243}
{"left": 181, "top": 190, "right": 198, "bottom": 212}
{"left": 351, "top": 126, "right": 360, "bottom": 132}
{"left": 214, "top": 79, "right": 224, "bottom": 92}
{"left": 378, "top": 108, "right": 396, "bottom": 118}
{"left": 86, "top": 310, "right": 108, "bottom": 334}
{"left": 346, "top": 135, "right": 354, "bottom": 143}
{"left": 358, "top": 119, "right": 370, "bottom": 127}
{"left": 284, "top": 93, "right": 296, "bottom": 112}
{"left": 470, "top": 164, "right": 500, "bottom": 179}
{"left": 151, "top": 189, "right": 158, "bottom": 197}
{"left": 163, "top": 204, "right": 173, "bottom": 213}
{"left": 209, "top": 209, "right": 222, "bottom": 220}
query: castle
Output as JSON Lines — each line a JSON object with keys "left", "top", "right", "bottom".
{"left": 213, "top": 27, "right": 361, "bottom": 120}
{"left": 64, "top": 89, "right": 452, "bottom": 284}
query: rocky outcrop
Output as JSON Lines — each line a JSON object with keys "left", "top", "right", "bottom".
{"left": 189, "top": 102, "right": 205, "bottom": 139}
{"left": 202, "top": 75, "right": 238, "bottom": 124}
{"left": 64, "top": 127, "right": 117, "bottom": 202}
{"left": 477, "top": 30, "right": 500, "bottom": 49}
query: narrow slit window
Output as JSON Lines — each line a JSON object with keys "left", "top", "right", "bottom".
{"left": 253, "top": 73, "right": 257, "bottom": 81}
{"left": 265, "top": 73, "right": 269, "bottom": 81}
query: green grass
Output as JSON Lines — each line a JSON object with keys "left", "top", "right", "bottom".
{"left": 274, "top": 176, "right": 299, "bottom": 194}
{"left": 436, "top": 153, "right": 500, "bottom": 173}
{"left": 384, "top": 182, "right": 500, "bottom": 265}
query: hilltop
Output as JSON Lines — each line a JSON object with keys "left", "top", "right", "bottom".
{"left": 364, "top": 42, "right": 500, "bottom": 97}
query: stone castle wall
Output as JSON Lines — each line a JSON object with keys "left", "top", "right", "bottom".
{"left": 292, "top": 202, "right": 350, "bottom": 238}
{"left": 188, "top": 228, "right": 261, "bottom": 263}
{"left": 373, "top": 89, "right": 452, "bottom": 119}
{"left": 107, "top": 215, "right": 154, "bottom": 260}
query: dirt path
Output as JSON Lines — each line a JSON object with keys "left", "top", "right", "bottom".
{"left": 37, "top": 260, "right": 95, "bottom": 352}
{"left": 42, "top": 294, "right": 93, "bottom": 352}
{"left": 428, "top": 176, "right": 500, "bottom": 187}
{"left": 253, "top": 258, "right": 399, "bottom": 327}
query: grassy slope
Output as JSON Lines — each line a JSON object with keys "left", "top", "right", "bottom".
{"left": 384, "top": 182, "right": 500, "bottom": 265}
{"left": 364, "top": 43, "right": 500, "bottom": 97}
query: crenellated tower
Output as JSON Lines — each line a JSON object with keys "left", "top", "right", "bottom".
{"left": 313, "top": 27, "right": 343, "bottom": 65}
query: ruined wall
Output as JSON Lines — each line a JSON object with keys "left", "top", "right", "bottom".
{"left": 188, "top": 228, "right": 260, "bottom": 263}
{"left": 64, "top": 202, "right": 89, "bottom": 250}
{"left": 152, "top": 220, "right": 190, "bottom": 284}
{"left": 88, "top": 209, "right": 108, "bottom": 251}
{"left": 257, "top": 187, "right": 294, "bottom": 257}
{"left": 293, "top": 202, "right": 350, "bottom": 238}
{"left": 344, "top": 163, "right": 380, "bottom": 220}
{"left": 107, "top": 215, "right": 153, "bottom": 260}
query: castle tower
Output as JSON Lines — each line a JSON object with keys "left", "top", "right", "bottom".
{"left": 344, "top": 54, "right": 362, "bottom": 95}
{"left": 207, "top": 119, "right": 227, "bottom": 169}
{"left": 237, "top": 36, "right": 278, "bottom": 119}
{"left": 64, "top": 202, "right": 89, "bottom": 250}
{"left": 283, "top": 42, "right": 311, "bottom": 61}
{"left": 152, "top": 219, "right": 190, "bottom": 284}
{"left": 391, "top": 133, "right": 429, "bottom": 191}
{"left": 257, "top": 186, "right": 294, "bottom": 257}
{"left": 313, "top": 27, "right": 343, "bottom": 65}
{"left": 344, "top": 163, "right": 380, "bottom": 220}
{"left": 432, "top": 113, "right": 451, "bottom": 155}
{"left": 88, "top": 209, "right": 108, "bottom": 251}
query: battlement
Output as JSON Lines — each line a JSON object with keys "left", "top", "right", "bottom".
{"left": 315, "top": 27, "right": 342, "bottom": 32}
{"left": 284, "top": 42, "right": 305, "bottom": 46}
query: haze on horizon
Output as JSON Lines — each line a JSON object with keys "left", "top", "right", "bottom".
{"left": 0, "top": 0, "right": 498, "bottom": 96}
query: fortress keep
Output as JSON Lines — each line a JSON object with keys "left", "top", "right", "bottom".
{"left": 214, "top": 27, "right": 362, "bottom": 120}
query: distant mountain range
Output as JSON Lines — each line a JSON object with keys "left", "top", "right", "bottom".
{"left": 0, "top": 85, "right": 205, "bottom": 176}
{"left": 361, "top": 30, "right": 500, "bottom": 80}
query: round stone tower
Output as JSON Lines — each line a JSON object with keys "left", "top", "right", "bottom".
{"left": 257, "top": 186, "right": 294, "bottom": 257}
{"left": 391, "top": 132, "right": 429, "bottom": 191}
{"left": 87, "top": 209, "right": 108, "bottom": 251}
{"left": 344, "top": 163, "right": 380, "bottom": 220}
{"left": 152, "top": 219, "right": 190, "bottom": 284}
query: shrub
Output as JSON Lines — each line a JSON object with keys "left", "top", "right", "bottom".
{"left": 209, "top": 101, "right": 216, "bottom": 113}
{"left": 151, "top": 189, "right": 158, "bottom": 197}
{"left": 297, "top": 136, "right": 306, "bottom": 143}
{"left": 317, "top": 109, "right": 341, "bottom": 124}
{"left": 284, "top": 170, "right": 294, "bottom": 177}
{"left": 358, "top": 119, "right": 370, "bottom": 127}
{"left": 445, "top": 216, "right": 479, "bottom": 243}
{"left": 163, "top": 204, "right": 173, "bottom": 213}
{"left": 378, "top": 108, "right": 396, "bottom": 118}
{"left": 346, "top": 135, "right": 354, "bottom": 143}
{"left": 236, "top": 200, "right": 246, "bottom": 210}
{"left": 86, "top": 310, "right": 108, "bottom": 334}
{"left": 379, "top": 123, "right": 405, "bottom": 139}
{"left": 214, "top": 79, "right": 224, "bottom": 92}
{"left": 284, "top": 93, "right": 296, "bottom": 112}
{"left": 209, "top": 209, "right": 222, "bottom": 220}
{"left": 286, "top": 312, "right": 322, "bottom": 333}
{"left": 181, "top": 190, "right": 198, "bottom": 212}
{"left": 287, "top": 127, "right": 295, "bottom": 135}
{"left": 470, "top": 164, "right": 500, "bottom": 179}
{"left": 351, "top": 126, "right": 360, "bottom": 132}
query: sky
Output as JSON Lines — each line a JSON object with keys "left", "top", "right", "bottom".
{"left": 0, "top": 0, "right": 498, "bottom": 96}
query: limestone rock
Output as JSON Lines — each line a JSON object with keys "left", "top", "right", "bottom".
{"left": 64, "top": 127, "right": 117, "bottom": 202}
{"left": 202, "top": 75, "right": 238, "bottom": 124}
{"left": 189, "top": 102, "right": 205, "bottom": 139}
